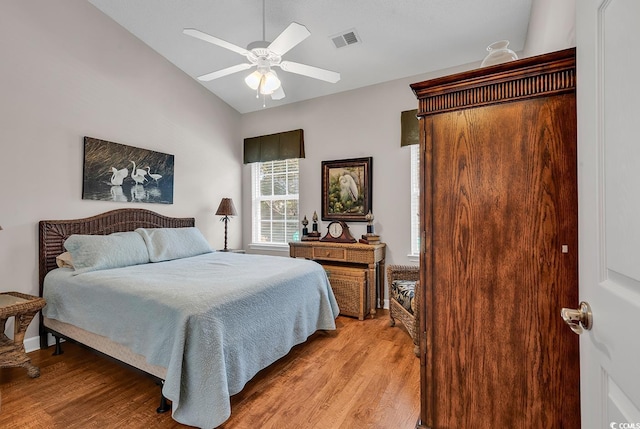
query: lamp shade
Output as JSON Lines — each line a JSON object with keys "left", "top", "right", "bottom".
{"left": 215, "top": 198, "right": 237, "bottom": 217}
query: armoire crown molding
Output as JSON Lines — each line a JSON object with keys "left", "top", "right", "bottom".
{"left": 411, "top": 48, "right": 576, "bottom": 116}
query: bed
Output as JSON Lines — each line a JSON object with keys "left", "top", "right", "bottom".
{"left": 38, "top": 208, "right": 339, "bottom": 428}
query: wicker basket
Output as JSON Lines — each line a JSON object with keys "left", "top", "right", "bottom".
{"left": 322, "top": 264, "right": 368, "bottom": 320}
{"left": 387, "top": 265, "right": 420, "bottom": 356}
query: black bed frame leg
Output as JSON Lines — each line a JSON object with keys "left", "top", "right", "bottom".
{"left": 156, "top": 382, "right": 171, "bottom": 414}
{"left": 53, "top": 336, "right": 64, "bottom": 356}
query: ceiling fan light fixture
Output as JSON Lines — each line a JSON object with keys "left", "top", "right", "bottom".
{"left": 244, "top": 70, "right": 262, "bottom": 90}
{"left": 245, "top": 69, "right": 281, "bottom": 95}
{"left": 261, "top": 70, "right": 281, "bottom": 94}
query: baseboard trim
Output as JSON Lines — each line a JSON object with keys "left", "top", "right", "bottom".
{"left": 24, "top": 333, "right": 59, "bottom": 352}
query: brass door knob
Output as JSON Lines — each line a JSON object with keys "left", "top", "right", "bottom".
{"left": 561, "top": 301, "right": 592, "bottom": 335}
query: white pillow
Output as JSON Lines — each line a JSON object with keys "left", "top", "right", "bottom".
{"left": 135, "top": 227, "right": 212, "bottom": 263}
{"left": 63, "top": 231, "right": 150, "bottom": 275}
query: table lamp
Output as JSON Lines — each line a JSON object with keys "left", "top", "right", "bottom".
{"left": 215, "top": 198, "right": 237, "bottom": 251}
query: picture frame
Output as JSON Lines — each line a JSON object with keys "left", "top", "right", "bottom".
{"left": 321, "top": 157, "right": 372, "bottom": 222}
{"left": 82, "top": 136, "right": 174, "bottom": 204}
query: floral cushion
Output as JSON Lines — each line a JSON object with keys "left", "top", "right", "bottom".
{"left": 391, "top": 279, "right": 416, "bottom": 314}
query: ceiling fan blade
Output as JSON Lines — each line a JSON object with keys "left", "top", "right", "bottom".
{"left": 197, "top": 63, "right": 253, "bottom": 81}
{"left": 267, "top": 22, "right": 310, "bottom": 56}
{"left": 183, "top": 28, "right": 250, "bottom": 56}
{"left": 279, "top": 61, "right": 341, "bottom": 83}
{"left": 271, "top": 85, "right": 286, "bottom": 100}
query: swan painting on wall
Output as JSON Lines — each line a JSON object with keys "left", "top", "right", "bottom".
{"left": 82, "top": 137, "right": 174, "bottom": 204}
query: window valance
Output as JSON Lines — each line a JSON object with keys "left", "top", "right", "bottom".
{"left": 243, "top": 129, "right": 305, "bottom": 164}
{"left": 400, "top": 109, "right": 419, "bottom": 147}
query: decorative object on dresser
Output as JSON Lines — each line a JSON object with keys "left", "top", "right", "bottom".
{"left": 359, "top": 210, "right": 380, "bottom": 244}
{"left": 215, "top": 197, "right": 238, "bottom": 251}
{"left": 0, "top": 292, "right": 46, "bottom": 378}
{"left": 82, "top": 137, "right": 174, "bottom": 204}
{"left": 411, "top": 48, "right": 578, "bottom": 428}
{"left": 387, "top": 265, "right": 419, "bottom": 356}
{"left": 365, "top": 210, "right": 374, "bottom": 234}
{"left": 321, "top": 157, "right": 372, "bottom": 222}
{"left": 289, "top": 240, "right": 385, "bottom": 319}
{"left": 301, "top": 215, "right": 309, "bottom": 238}
{"left": 319, "top": 220, "right": 356, "bottom": 243}
{"left": 303, "top": 211, "right": 321, "bottom": 240}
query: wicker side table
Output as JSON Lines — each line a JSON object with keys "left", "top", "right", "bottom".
{"left": 0, "top": 292, "right": 46, "bottom": 378}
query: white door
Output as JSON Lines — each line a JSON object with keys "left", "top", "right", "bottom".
{"left": 576, "top": 1, "right": 640, "bottom": 428}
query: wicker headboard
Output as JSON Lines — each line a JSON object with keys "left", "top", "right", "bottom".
{"left": 38, "top": 208, "right": 194, "bottom": 297}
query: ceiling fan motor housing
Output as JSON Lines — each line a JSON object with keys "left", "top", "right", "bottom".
{"left": 246, "top": 41, "right": 282, "bottom": 67}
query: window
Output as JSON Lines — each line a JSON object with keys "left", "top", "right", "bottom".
{"left": 251, "top": 159, "right": 299, "bottom": 245}
{"left": 410, "top": 145, "right": 420, "bottom": 257}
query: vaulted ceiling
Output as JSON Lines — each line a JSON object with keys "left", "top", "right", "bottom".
{"left": 88, "top": 0, "right": 533, "bottom": 113}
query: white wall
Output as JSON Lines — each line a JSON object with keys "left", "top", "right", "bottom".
{"left": 240, "top": 62, "right": 478, "bottom": 273}
{"left": 523, "top": 0, "right": 576, "bottom": 57}
{"left": 0, "top": 0, "right": 242, "bottom": 345}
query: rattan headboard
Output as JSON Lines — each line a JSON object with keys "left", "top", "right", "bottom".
{"left": 38, "top": 208, "right": 194, "bottom": 297}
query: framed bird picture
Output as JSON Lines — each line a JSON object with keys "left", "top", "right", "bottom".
{"left": 82, "top": 136, "right": 174, "bottom": 204}
{"left": 321, "top": 157, "right": 372, "bottom": 222}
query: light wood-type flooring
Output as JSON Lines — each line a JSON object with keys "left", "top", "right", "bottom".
{"left": 0, "top": 311, "right": 419, "bottom": 428}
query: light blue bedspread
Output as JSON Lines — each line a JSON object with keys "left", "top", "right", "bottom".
{"left": 43, "top": 252, "right": 339, "bottom": 428}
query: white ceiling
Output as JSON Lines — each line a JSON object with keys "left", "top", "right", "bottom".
{"left": 88, "top": 0, "right": 533, "bottom": 114}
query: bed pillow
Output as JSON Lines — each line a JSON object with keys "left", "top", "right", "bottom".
{"left": 135, "top": 227, "right": 213, "bottom": 263}
{"left": 63, "top": 231, "right": 150, "bottom": 275}
{"left": 55, "top": 251, "right": 74, "bottom": 269}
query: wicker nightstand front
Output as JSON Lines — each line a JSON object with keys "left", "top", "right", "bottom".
{"left": 0, "top": 292, "right": 46, "bottom": 378}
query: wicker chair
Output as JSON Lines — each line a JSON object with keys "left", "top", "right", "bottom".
{"left": 387, "top": 265, "right": 420, "bottom": 356}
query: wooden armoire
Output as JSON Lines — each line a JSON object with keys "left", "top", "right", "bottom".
{"left": 411, "top": 49, "right": 580, "bottom": 428}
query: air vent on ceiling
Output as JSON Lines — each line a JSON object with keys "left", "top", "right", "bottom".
{"left": 331, "top": 29, "right": 361, "bottom": 48}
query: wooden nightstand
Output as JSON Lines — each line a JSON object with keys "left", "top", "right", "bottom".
{"left": 0, "top": 292, "right": 46, "bottom": 378}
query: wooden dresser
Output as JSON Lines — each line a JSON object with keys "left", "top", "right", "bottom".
{"left": 411, "top": 48, "right": 579, "bottom": 428}
{"left": 289, "top": 241, "right": 385, "bottom": 320}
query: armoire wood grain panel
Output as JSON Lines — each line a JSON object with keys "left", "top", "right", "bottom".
{"left": 411, "top": 48, "right": 579, "bottom": 428}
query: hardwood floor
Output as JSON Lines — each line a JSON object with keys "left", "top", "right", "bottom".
{"left": 0, "top": 311, "right": 419, "bottom": 428}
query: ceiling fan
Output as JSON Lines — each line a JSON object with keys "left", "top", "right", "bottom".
{"left": 183, "top": 2, "right": 340, "bottom": 103}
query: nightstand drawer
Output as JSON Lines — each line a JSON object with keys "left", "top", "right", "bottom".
{"left": 313, "top": 247, "right": 346, "bottom": 261}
